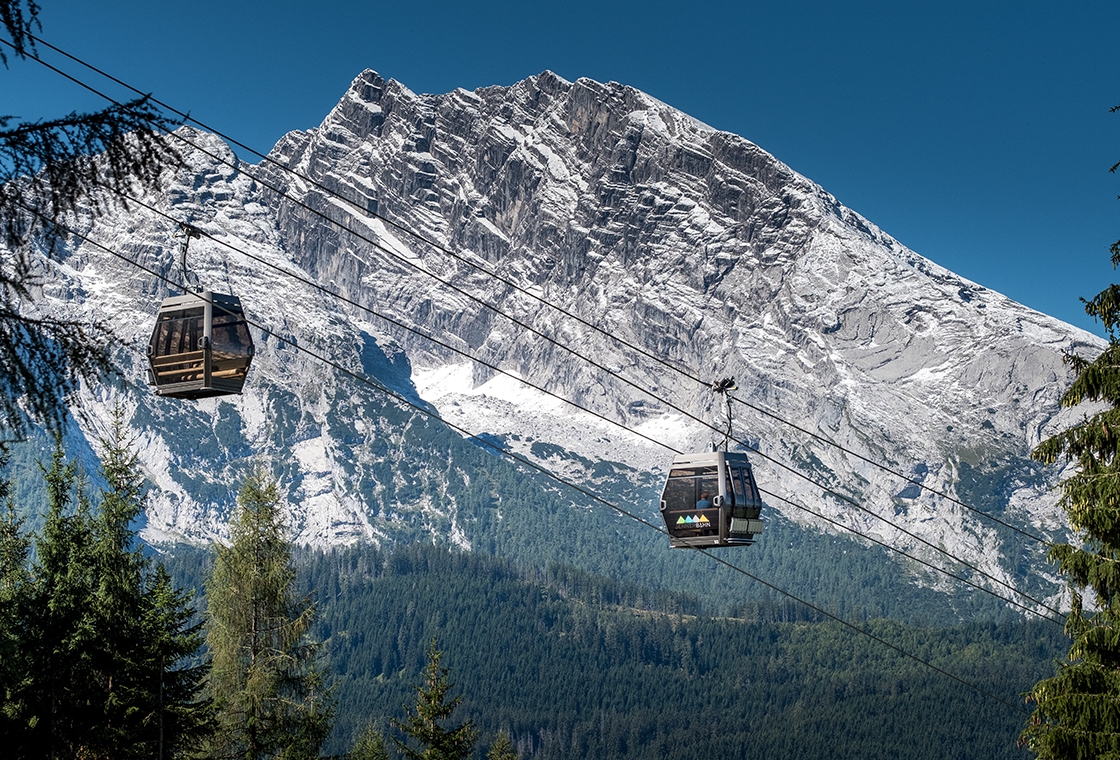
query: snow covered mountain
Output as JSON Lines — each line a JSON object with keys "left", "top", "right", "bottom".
{"left": 24, "top": 70, "right": 1101, "bottom": 615}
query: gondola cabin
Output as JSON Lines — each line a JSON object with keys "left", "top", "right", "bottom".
{"left": 146, "top": 291, "right": 254, "bottom": 399}
{"left": 659, "top": 450, "right": 764, "bottom": 548}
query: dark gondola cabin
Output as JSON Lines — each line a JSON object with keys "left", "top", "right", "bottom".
{"left": 146, "top": 291, "right": 254, "bottom": 399}
{"left": 659, "top": 450, "right": 764, "bottom": 548}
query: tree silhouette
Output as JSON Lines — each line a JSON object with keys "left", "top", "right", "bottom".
{"left": 0, "top": 0, "right": 179, "bottom": 444}
{"left": 392, "top": 638, "right": 479, "bottom": 760}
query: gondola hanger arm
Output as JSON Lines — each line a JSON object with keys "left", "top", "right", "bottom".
{"left": 173, "top": 221, "right": 202, "bottom": 284}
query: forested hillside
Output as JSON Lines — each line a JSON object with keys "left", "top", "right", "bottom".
{"left": 8, "top": 419, "right": 1026, "bottom": 630}
{"left": 3, "top": 422, "right": 1059, "bottom": 758}
{"left": 164, "top": 542, "right": 1061, "bottom": 759}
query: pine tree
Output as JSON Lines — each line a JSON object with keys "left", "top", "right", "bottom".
{"left": 391, "top": 638, "right": 479, "bottom": 760}
{"left": 16, "top": 441, "right": 99, "bottom": 757}
{"left": 205, "top": 465, "right": 332, "bottom": 760}
{"left": 487, "top": 730, "right": 519, "bottom": 760}
{"left": 0, "top": 419, "right": 210, "bottom": 758}
{"left": 0, "top": 453, "right": 30, "bottom": 739}
{"left": 85, "top": 405, "right": 211, "bottom": 757}
{"left": 0, "top": 0, "right": 180, "bottom": 444}
{"left": 348, "top": 720, "right": 390, "bottom": 760}
{"left": 1021, "top": 250, "right": 1120, "bottom": 756}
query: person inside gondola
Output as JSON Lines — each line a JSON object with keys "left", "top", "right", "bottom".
{"left": 696, "top": 492, "right": 711, "bottom": 509}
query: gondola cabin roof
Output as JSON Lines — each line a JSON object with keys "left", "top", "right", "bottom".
{"left": 146, "top": 291, "right": 254, "bottom": 400}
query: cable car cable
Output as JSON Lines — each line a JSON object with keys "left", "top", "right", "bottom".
{"left": 9, "top": 40, "right": 1064, "bottom": 614}
{"left": 27, "top": 33, "right": 731, "bottom": 387}
{"left": 116, "top": 190, "right": 682, "bottom": 455}
{"left": 19, "top": 33, "right": 1055, "bottom": 548}
{"left": 14, "top": 37, "right": 1060, "bottom": 584}
{"left": 121, "top": 114, "right": 1063, "bottom": 615}
{"left": 31, "top": 206, "right": 1033, "bottom": 720}
{"left": 690, "top": 547, "right": 1031, "bottom": 718}
{"left": 756, "top": 486, "right": 1063, "bottom": 624}
{"left": 729, "top": 395, "right": 1052, "bottom": 544}
{"left": 106, "top": 191, "right": 1066, "bottom": 624}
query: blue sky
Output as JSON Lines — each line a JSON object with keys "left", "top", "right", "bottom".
{"left": 5, "top": 0, "right": 1119, "bottom": 336}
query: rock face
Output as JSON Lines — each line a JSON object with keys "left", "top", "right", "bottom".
{"left": 26, "top": 70, "right": 1100, "bottom": 611}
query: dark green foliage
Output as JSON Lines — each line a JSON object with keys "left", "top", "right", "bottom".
{"left": 0, "top": 0, "right": 180, "bottom": 444}
{"left": 487, "top": 730, "right": 518, "bottom": 760}
{"left": 391, "top": 638, "right": 478, "bottom": 760}
{"left": 160, "top": 539, "right": 1060, "bottom": 759}
{"left": 166, "top": 541, "right": 1051, "bottom": 760}
{"left": 348, "top": 720, "right": 390, "bottom": 760}
{"left": 434, "top": 423, "right": 1029, "bottom": 625}
{"left": 0, "top": 413, "right": 209, "bottom": 758}
{"left": 204, "top": 465, "right": 333, "bottom": 760}
{"left": 92, "top": 410, "right": 211, "bottom": 756}
{"left": 6, "top": 442, "right": 100, "bottom": 755}
{"left": 0, "top": 452, "right": 29, "bottom": 740}
{"left": 1022, "top": 251, "right": 1120, "bottom": 754}
{"left": 1020, "top": 140, "right": 1120, "bottom": 757}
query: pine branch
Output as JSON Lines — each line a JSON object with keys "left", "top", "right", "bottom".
{"left": 0, "top": 78, "right": 181, "bottom": 442}
{"left": 0, "top": 0, "right": 39, "bottom": 66}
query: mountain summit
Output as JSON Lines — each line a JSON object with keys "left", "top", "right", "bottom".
{"left": 27, "top": 70, "right": 1099, "bottom": 615}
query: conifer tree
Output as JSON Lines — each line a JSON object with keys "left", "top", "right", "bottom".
{"left": 0, "top": 453, "right": 30, "bottom": 740}
{"left": 0, "top": 418, "right": 210, "bottom": 758}
{"left": 1021, "top": 252, "right": 1120, "bottom": 753}
{"left": 86, "top": 406, "right": 211, "bottom": 757}
{"left": 15, "top": 441, "right": 99, "bottom": 756}
{"left": 348, "top": 720, "right": 390, "bottom": 760}
{"left": 391, "top": 638, "right": 479, "bottom": 760}
{"left": 487, "top": 730, "right": 519, "bottom": 760}
{"left": 205, "top": 465, "right": 332, "bottom": 760}
{"left": 0, "top": 0, "right": 180, "bottom": 444}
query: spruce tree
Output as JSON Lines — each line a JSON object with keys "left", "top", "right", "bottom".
{"left": 0, "top": 453, "right": 30, "bottom": 740}
{"left": 391, "top": 638, "right": 479, "bottom": 760}
{"left": 0, "top": 419, "right": 210, "bottom": 758}
{"left": 205, "top": 465, "right": 332, "bottom": 760}
{"left": 487, "top": 730, "right": 519, "bottom": 760}
{"left": 1021, "top": 254, "right": 1120, "bottom": 757}
{"left": 16, "top": 441, "right": 99, "bottom": 756}
{"left": 348, "top": 721, "right": 390, "bottom": 760}
{"left": 87, "top": 406, "right": 211, "bottom": 757}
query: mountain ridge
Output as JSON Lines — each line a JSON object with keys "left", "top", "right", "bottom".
{"left": 12, "top": 67, "right": 1101, "bottom": 617}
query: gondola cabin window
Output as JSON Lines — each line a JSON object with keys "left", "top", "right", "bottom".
{"left": 150, "top": 307, "right": 206, "bottom": 385}
{"left": 210, "top": 310, "right": 253, "bottom": 382}
{"left": 662, "top": 465, "right": 720, "bottom": 511}
{"left": 146, "top": 291, "right": 254, "bottom": 400}
{"left": 659, "top": 451, "right": 763, "bottom": 549}
{"left": 662, "top": 464, "right": 721, "bottom": 540}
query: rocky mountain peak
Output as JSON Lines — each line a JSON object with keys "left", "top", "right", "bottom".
{"left": 17, "top": 69, "right": 1102, "bottom": 614}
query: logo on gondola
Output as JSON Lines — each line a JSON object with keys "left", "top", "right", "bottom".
{"left": 675, "top": 515, "right": 711, "bottom": 525}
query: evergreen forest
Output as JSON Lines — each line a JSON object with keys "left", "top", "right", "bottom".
{"left": 166, "top": 540, "right": 1059, "bottom": 760}
{"left": 2, "top": 434, "right": 1063, "bottom": 759}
